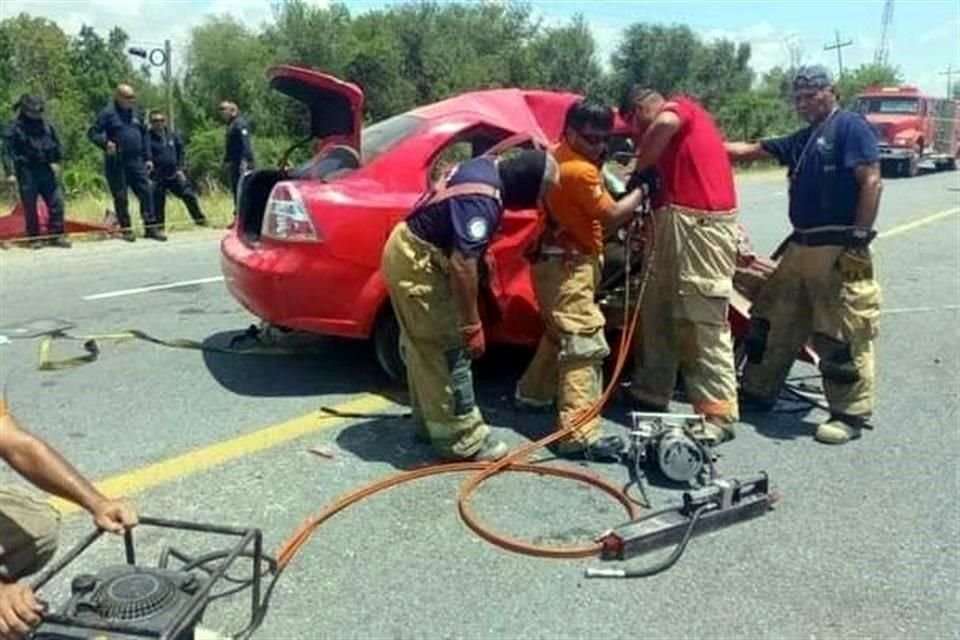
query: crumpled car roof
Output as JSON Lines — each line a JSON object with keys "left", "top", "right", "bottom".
{"left": 409, "top": 88, "right": 590, "bottom": 143}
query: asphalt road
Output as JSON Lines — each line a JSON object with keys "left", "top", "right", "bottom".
{"left": 1, "top": 169, "right": 958, "bottom": 639}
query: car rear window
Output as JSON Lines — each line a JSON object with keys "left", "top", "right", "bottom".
{"left": 361, "top": 114, "right": 426, "bottom": 163}
{"left": 293, "top": 114, "right": 427, "bottom": 181}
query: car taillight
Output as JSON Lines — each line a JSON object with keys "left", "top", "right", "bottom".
{"left": 262, "top": 182, "right": 321, "bottom": 242}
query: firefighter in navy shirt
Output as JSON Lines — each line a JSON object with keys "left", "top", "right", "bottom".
{"left": 2, "top": 95, "right": 70, "bottom": 248}
{"left": 88, "top": 84, "right": 164, "bottom": 242}
{"left": 148, "top": 110, "right": 208, "bottom": 230}
{"left": 381, "top": 150, "right": 559, "bottom": 462}
{"left": 726, "top": 65, "right": 883, "bottom": 445}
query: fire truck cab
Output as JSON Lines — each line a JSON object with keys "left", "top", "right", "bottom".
{"left": 854, "top": 85, "right": 960, "bottom": 177}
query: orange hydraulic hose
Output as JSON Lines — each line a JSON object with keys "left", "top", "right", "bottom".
{"left": 277, "top": 212, "right": 655, "bottom": 568}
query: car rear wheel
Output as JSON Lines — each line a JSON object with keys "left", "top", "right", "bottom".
{"left": 374, "top": 309, "right": 406, "bottom": 383}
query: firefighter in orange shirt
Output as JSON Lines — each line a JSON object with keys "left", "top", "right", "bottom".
{"left": 515, "top": 100, "right": 645, "bottom": 460}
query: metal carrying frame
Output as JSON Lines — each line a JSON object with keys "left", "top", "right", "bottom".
{"left": 30, "top": 516, "right": 266, "bottom": 640}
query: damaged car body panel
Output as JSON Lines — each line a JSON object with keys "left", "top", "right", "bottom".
{"left": 221, "top": 64, "right": 809, "bottom": 380}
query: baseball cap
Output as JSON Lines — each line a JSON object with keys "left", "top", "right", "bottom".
{"left": 14, "top": 94, "right": 44, "bottom": 116}
{"left": 792, "top": 65, "right": 834, "bottom": 92}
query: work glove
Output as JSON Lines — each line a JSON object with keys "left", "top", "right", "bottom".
{"left": 836, "top": 247, "right": 873, "bottom": 281}
{"left": 625, "top": 167, "right": 660, "bottom": 198}
{"left": 460, "top": 323, "right": 485, "bottom": 360}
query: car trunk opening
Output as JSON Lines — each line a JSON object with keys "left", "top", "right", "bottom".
{"left": 236, "top": 67, "right": 365, "bottom": 243}
{"left": 267, "top": 65, "right": 364, "bottom": 148}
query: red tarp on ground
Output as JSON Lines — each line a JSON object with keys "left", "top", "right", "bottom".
{"left": 0, "top": 200, "right": 113, "bottom": 241}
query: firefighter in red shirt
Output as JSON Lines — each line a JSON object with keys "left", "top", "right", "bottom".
{"left": 620, "top": 86, "right": 740, "bottom": 444}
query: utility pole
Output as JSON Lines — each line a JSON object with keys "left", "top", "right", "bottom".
{"left": 824, "top": 30, "right": 853, "bottom": 77}
{"left": 940, "top": 65, "right": 960, "bottom": 98}
{"left": 163, "top": 39, "right": 174, "bottom": 131}
{"left": 127, "top": 41, "right": 175, "bottom": 130}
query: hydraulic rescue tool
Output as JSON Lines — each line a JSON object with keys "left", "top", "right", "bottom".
{"left": 626, "top": 412, "right": 718, "bottom": 482}
{"left": 29, "top": 516, "right": 273, "bottom": 640}
{"left": 587, "top": 472, "right": 776, "bottom": 578}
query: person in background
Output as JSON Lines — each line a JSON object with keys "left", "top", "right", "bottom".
{"left": 217, "top": 101, "right": 255, "bottom": 209}
{"left": 2, "top": 95, "right": 69, "bottom": 249}
{"left": 88, "top": 84, "right": 164, "bottom": 242}
{"left": 148, "top": 109, "right": 208, "bottom": 231}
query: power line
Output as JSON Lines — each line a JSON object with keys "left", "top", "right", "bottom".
{"left": 824, "top": 30, "right": 854, "bottom": 78}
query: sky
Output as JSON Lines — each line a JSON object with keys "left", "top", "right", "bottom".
{"left": 2, "top": 0, "right": 958, "bottom": 95}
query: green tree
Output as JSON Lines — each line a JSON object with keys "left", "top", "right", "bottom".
{"left": 346, "top": 13, "right": 417, "bottom": 120}
{"left": 610, "top": 23, "right": 752, "bottom": 110}
{"left": 836, "top": 63, "right": 902, "bottom": 107}
{"left": 0, "top": 14, "right": 75, "bottom": 109}
{"left": 69, "top": 26, "right": 142, "bottom": 115}
{"left": 714, "top": 90, "right": 791, "bottom": 141}
{"left": 263, "top": 1, "right": 356, "bottom": 77}
{"left": 528, "top": 15, "right": 604, "bottom": 96}
{"left": 610, "top": 24, "right": 701, "bottom": 102}
{"left": 182, "top": 17, "right": 273, "bottom": 131}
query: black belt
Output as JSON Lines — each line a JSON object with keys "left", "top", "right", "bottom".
{"left": 789, "top": 228, "right": 851, "bottom": 247}
{"left": 772, "top": 227, "right": 877, "bottom": 260}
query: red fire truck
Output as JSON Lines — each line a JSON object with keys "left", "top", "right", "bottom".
{"left": 854, "top": 85, "right": 960, "bottom": 177}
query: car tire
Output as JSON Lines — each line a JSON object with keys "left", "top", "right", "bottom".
{"left": 374, "top": 309, "right": 406, "bottom": 383}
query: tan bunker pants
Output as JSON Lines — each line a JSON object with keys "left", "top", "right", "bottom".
{"left": 0, "top": 485, "right": 61, "bottom": 580}
{"left": 630, "top": 206, "right": 740, "bottom": 422}
{"left": 381, "top": 223, "right": 489, "bottom": 458}
{"left": 517, "top": 254, "right": 610, "bottom": 447}
{"left": 742, "top": 242, "right": 880, "bottom": 419}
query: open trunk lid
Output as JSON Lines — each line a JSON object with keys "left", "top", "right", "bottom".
{"left": 267, "top": 64, "right": 365, "bottom": 151}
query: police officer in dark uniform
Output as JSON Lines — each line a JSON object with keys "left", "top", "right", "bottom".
{"left": 217, "top": 101, "right": 255, "bottom": 208}
{"left": 88, "top": 84, "right": 164, "bottom": 242}
{"left": 148, "top": 110, "right": 208, "bottom": 230}
{"left": 2, "top": 94, "right": 70, "bottom": 248}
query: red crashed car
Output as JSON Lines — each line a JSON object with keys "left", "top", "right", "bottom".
{"left": 221, "top": 65, "right": 794, "bottom": 380}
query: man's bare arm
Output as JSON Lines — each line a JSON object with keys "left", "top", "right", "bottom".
{"left": 634, "top": 110, "right": 681, "bottom": 172}
{"left": 0, "top": 405, "right": 136, "bottom": 532}
{"left": 725, "top": 141, "right": 773, "bottom": 163}
{"left": 0, "top": 409, "right": 104, "bottom": 513}
{"left": 853, "top": 162, "right": 883, "bottom": 229}
{"left": 449, "top": 250, "right": 480, "bottom": 327}
{"left": 602, "top": 188, "right": 645, "bottom": 235}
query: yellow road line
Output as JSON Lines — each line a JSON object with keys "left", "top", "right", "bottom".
{"left": 879, "top": 207, "right": 960, "bottom": 239}
{"left": 51, "top": 393, "right": 393, "bottom": 514}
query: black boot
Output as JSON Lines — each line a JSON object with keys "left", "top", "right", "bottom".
{"left": 145, "top": 226, "right": 168, "bottom": 242}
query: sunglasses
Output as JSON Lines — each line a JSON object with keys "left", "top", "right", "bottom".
{"left": 577, "top": 130, "right": 609, "bottom": 145}
{"left": 151, "top": 118, "right": 166, "bottom": 124}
